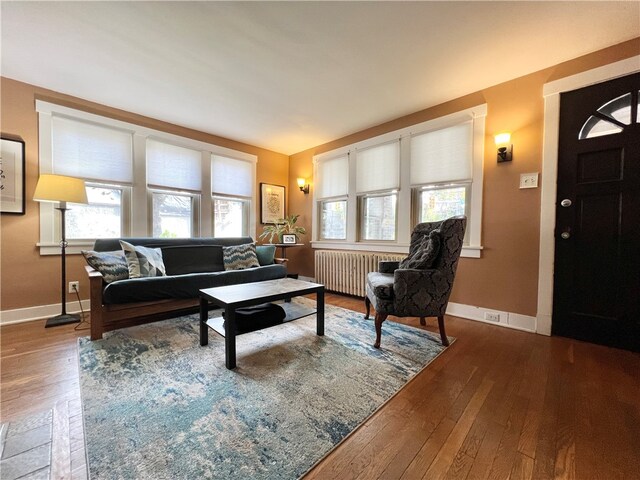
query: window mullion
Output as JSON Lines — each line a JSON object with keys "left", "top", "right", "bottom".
{"left": 131, "top": 133, "right": 147, "bottom": 236}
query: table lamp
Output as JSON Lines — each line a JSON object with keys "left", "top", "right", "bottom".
{"left": 33, "top": 174, "right": 88, "bottom": 327}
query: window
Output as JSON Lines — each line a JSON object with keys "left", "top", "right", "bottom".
{"left": 315, "top": 154, "right": 349, "bottom": 241}
{"left": 356, "top": 141, "right": 399, "bottom": 241}
{"left": 211, "top": 155, "right": 253, "bottom": 237}
{"left": 147, "top": 139, "right": 201, "bottom": 237}
{"left": 151, "top": 192, "right": 194, "bottom": 238}
{"left": 319, "top": 200, "right": 347, "bottom": 240}
{"left": 360, "top": 193, "right": 397, "bottom": 241}
{"left": 67, "top": 185, "right": 125, "bottom": 239}
{"left": 37, "top": 100, "right": 257, "bottom": 254}
{"left": 312, "top": 104, "right": 486, "bottom": 257}
{"left": 579, "top": 91, "right": 640, "bottom": 139}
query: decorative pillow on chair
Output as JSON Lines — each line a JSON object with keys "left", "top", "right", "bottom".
{"left": 399, "top": 230, "right": 441, "bottom": 270}
{"left": 120, "top": 241, "right": 166, "bottom": 279}
{"left": 223, "top": 243, "right": 260, "bottom": 270}
{"left": 81, "top": 250, "right": 129, "bottom": 283}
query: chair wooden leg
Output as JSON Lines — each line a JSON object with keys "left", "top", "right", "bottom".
{"left": 364, "top": 296, "right": 371, "bottom": 319}
{"left": 437, "top": 315, "right": 449, "bottom": 346}
{"left": 419, "top": 316, "right": 426, "bottom": 326}
{"left": 374, "top": 312, "right": 388, "bottom": 349}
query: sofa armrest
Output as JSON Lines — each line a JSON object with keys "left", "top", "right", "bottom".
{"left": 85, "top": 265, "right": 105, "bottom": 340}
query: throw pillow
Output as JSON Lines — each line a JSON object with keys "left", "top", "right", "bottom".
{"left": 120, "top": 241, "right": 167, "bottom": 279}
{"left": 223, "top": 243, "right": 260, "bottom": 270}
{"left": 81, "top": 250, "right": 129, "bottom": 283}
{"left": 256, "top": 245, "right": 276, "bottom": 266}
{"left": 399, "top": 230, "right": 441, "bottom": 270}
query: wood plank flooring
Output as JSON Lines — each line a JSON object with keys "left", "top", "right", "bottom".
{"left": 1, "top": 294, "right": 639, "bottom": 479}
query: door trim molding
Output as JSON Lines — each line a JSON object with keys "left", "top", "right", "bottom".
{"left": 537, "top": 55, "right": 640, "bottom": 335}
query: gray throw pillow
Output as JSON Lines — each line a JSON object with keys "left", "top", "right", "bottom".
{"left": 399, "top": 230, "right": 441, "bottom": 270}
{"left": 120, "top": 241, "right": 166, "bottom": 279}
{"left": 223, "top": 243, "right": 260, "bottom": 270}
{"left": 256, "top": 245, "right": 276, "bottom": 266}
{"left": 81, "top": 250, "right": 129, "bottom": 283}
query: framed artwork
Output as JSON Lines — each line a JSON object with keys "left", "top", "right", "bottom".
{"left": 260, "top": 183, "right": 285, "bottom": 224}
{"left": 1, "top": 136, "right": 26, "bottom": 215}
{"left": 282, "top": 234, "right": 297, "bottom": 244}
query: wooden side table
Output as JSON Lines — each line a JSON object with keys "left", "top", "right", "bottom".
{"left": 267, "top": 243, "right": 304, "bottom": 278}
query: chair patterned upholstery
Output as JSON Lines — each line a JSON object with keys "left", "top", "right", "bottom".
{"left": 364, "top": 216, "right": 467, "bottom": 348}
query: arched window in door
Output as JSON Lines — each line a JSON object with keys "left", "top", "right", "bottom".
{"left": 578, "top": 91, "right": 639, "bottom": 139}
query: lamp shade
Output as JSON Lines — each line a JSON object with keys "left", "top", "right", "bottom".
{"left": 33, "top": 174, "right": 88, "bottom": 204}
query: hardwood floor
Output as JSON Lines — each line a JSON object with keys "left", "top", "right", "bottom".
{"left": 2, "top": 294, "right": 639, "bottom": 479}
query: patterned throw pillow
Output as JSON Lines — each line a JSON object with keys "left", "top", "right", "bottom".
{"left": 223, "top": 243, "right": 260, "bottom": 270}
{"left": 399, "top": 230, "right": 441, "bottom": 270}
{"left": 119, "top": 241, "right": 166, "bottom": 279}
{"left": 81, "top": 250, "right": 129, "bottom": 283}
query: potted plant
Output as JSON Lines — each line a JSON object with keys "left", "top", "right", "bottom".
{"left": 259, "top": 214, "right": 307, "bottom": 244}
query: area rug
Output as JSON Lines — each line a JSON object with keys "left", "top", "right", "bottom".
{"left": 78, "top": 299, "right": 451, "bottom": 479}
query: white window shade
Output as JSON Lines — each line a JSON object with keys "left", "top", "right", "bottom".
{"left": 356, "top": 141, "right": 399, "bottom": 193}
{"left": 211, "top": 155, "right": 253, "bottom": 197}
{"left": 52, "top": 116, "right": 133, "bottom": 183}
{"left": 316, "top": 155, "right": 348, "bottom": 199}
{"left": 147, "top": 139, "right": 202, "bottom": 191}
{"left": 410, "top": 122, "right": 472, "bottom": 185}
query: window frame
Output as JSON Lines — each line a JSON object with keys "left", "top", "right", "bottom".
{"left": 311, "top": 104, "right": 486, "bottom": 257}
{"left": 358, "top": 191, "right": 398, "bottom": 242}
{"left": 318, "top": 197, "right": 348, "bottom": 241}
{"left": 212, "top": 194, "right": 251, "bottom": 238}
{"left": 36, "top": 100, "right": 257, "bottom": 255}
{"left": 148, "top": 188, "right": 201, "bottom": 239}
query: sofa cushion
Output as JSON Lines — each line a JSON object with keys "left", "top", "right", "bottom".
{"left": 223, "top": 243, "right": 260, "bottom": 270}
{"left": 120, "top": 241, "right": 166, "bottom": 278}
{"left": 367, "top": 272, "right": 394, "bottom": 300}
{"left": 256, "top": 245, "right": 276, "bottom": 266}
{"left": 102, "top": 264, "right": 287, "bottom": 304}
{"left": 160, "top": 245, "right": 225, "bottom": 275}
{"left": 82, "top": 250, "right": 129, "bottom": 283}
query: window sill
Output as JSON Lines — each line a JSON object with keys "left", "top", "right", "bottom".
{"left": 37, "top": 241, "right": 94, "bottom": 256}
{"left": 311, "top": 241, "right": 482, "bottom": 258}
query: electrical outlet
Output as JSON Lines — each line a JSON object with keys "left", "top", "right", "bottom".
{"left": 484, "top": 312, "right": 500, "bottom": 322}
{"left": 68, "top": 281, "right": 80, "bottom": 294}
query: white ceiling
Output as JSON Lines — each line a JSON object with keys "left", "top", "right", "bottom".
{"left": 2, "top": 2, "right": 639, "bottom": 155}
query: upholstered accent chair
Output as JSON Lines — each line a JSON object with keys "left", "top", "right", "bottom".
{"left": 364, "top": 216, "right": 467, "bottom": 348}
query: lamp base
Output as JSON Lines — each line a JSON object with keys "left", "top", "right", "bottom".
{"left": 45, "top": 313, "right": 81, "bottom": 328}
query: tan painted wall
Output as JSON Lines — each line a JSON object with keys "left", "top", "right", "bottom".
{"left": 0, "top": 77, "right": 289, "bottom": 311}
{"left": 287, "top": 38, "right": 640, "bottom": 317}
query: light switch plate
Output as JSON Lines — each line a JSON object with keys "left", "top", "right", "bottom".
{"left": 520, "top": 172, "right": 539, "bottom": 189}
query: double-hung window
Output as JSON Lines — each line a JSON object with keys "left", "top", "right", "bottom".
{"left": 410, "top": 122, "right": 472, "bottom": 243}
{"left": 315, "top": 154, "right": 349, "bottom": 240}
{"left": 147, "top": 139, "right": 201, "bottom": 238}
{"left": 356, "top": 141, "right": 400, "bottom": 241}
{"left": 211, "top": 155, "right": 253, "bottom": 237}
{"left": 51, "top": 116, "right": 133, "bottom": 240}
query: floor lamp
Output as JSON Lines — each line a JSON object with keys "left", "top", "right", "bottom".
{"left": 33, "top": 174, "right": 88, "bottom": 327}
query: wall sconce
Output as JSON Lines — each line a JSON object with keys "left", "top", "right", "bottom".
{"left": 297, "top": 177, "right": 310, "bottom": 194}
{"left": 495, "top": 132, "right": 513, "bottom": 163}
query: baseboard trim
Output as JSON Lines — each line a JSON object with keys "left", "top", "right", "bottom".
{"left": 0, "top": 300, "right": 90, "bottom": 326}
{"left": 446, "top": 302, "right": 537, "bottom": 333}
{"left": 1, "top": 294, "right": 537, "bottom": 334}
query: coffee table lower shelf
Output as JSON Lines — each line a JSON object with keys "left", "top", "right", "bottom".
{"left": 205, "top": 301, "right": 317, "bottom": 337}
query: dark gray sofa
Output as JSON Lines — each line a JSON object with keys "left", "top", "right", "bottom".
{"left": 86, "top": 237, "right": 287, "bottom": 340}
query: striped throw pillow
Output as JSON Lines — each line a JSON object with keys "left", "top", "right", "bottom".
{"left": 120, "top": 241, "right": 166, "bottom": 279}
{"left": 223, "top": 243, "right": 260, "bottom": 271}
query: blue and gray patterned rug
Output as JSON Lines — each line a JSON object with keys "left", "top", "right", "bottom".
{"left": 78, "top": 299, "right": 451, "bottom": 479}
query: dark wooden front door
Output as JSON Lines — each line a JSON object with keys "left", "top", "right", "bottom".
{"left": 553, "top": 73, "right": 640, "bottom": 351}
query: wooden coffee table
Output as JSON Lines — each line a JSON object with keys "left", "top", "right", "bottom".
{"left": 199, "top": 278, "right": 325, "bottom": 369}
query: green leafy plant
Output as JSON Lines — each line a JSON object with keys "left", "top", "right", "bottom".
{"left": 259, "top": 214, "right": 307, "bottom": 243}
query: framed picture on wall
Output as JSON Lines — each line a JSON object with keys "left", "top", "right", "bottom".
{"left": 1, "top": 135, "right": 26, "bottom": 215}
{"left": 260, "top": 183, "right": 285, "bottom": 224}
